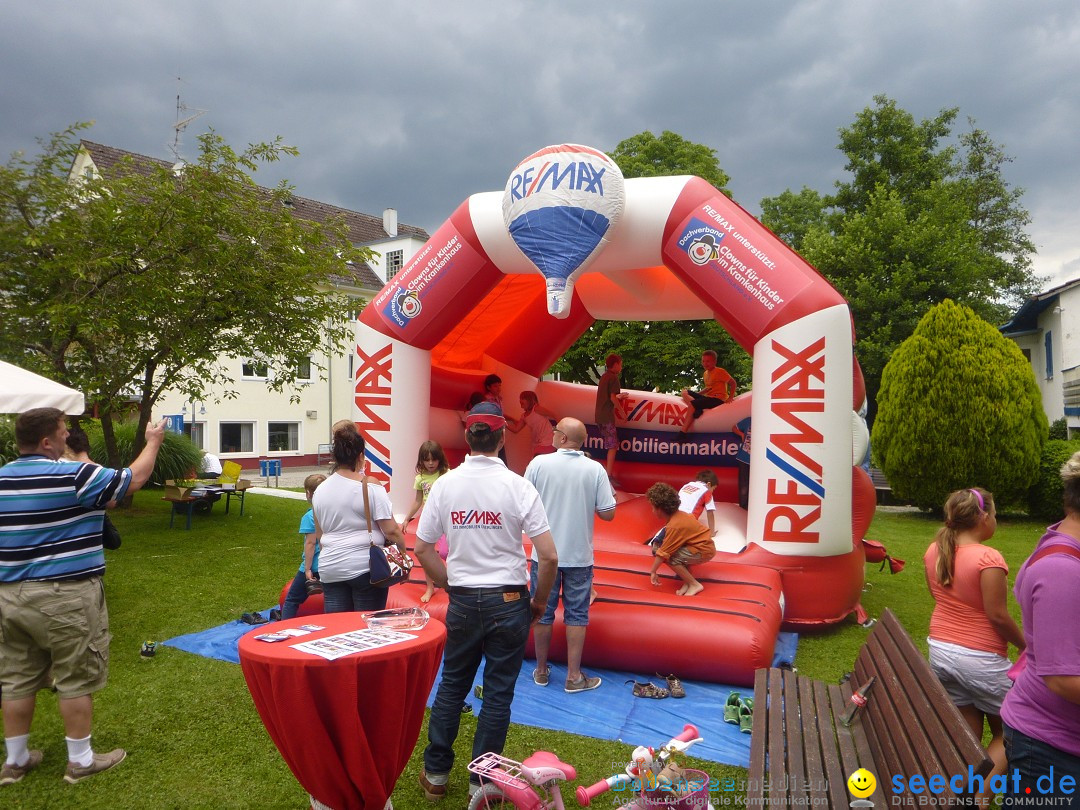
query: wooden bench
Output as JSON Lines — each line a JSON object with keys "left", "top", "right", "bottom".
{"left": 747, "top": 608, "right": 992, "bottom": 807}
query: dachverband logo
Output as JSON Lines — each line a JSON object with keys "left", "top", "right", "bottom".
{"left": 763, "top": 335, "right": 826, "bottom": 544}
{"left": 449, "top": 510, "right": 503, "bottom": 528}
{"left": 677, "top": 217, "right": 726, "bottom": 266}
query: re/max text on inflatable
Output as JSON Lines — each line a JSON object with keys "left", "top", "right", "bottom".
{"left": 352, "top": 144, "right": 877, "bottom": 684}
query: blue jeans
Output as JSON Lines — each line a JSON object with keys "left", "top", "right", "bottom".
{"left": 423, "top": 588, "right": 531, "bottom": 779}
{"left": 281, "top": 569, "right": 319, "bottom": 620}
{"left": 1003, "top": 722, "right": 1080, "bottom": 806}
{"left": 321, "top": 572, "right": 387, "bottom": 613}
{"left": 529, "top": 563, "right": 593, "bottom": 625}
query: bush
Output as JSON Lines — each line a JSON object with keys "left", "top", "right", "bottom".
{"left": 1027, "top": 439, "right": 1080, "bottom": 521}
{"left": 1049, "top": 417, "right": 1068, "bottom": 441}
{"left": 871, "top": 299, "right": 1047, "bottom": 511}
{"left": 0, "top": 416, "right": 15, "bottom": 466}
{"left": 86, "top": 420, "right": 205, "bottom": 486}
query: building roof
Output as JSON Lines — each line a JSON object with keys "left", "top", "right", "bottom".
{"left": 1000, "top": 276, "right": 1080, "bottom": 336}
{"left": 77, "top": 140, "right": 429, "bottom": 293}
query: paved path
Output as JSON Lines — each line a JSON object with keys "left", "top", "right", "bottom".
{"left": 240, "top": 464, "right": 332, "bottom": 500}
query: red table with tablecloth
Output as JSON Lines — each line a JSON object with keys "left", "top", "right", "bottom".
{"left": 239, "top": 613, "right": 446, "bottom": 809}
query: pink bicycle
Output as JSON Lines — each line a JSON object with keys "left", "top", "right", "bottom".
{"left": 466, "top": 724, "right": 712, "bottom": 810}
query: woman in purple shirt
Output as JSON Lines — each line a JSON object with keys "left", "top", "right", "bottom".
{"left": 1001, "top": 452, "right": 1080, "bottom": 805}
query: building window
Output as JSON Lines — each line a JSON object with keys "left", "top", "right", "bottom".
{"left": 220, "top": 423, "right": 254, "bottom": 454}
{"left": 1021, "top": 348, "right": 1031, "bottom": 364}
{"left": 348, "top": 352, "right": 355, "bottom": 381}
{"left": 267, "top": 422, "right": 299, "bottom": 452}
{"left": 296, "top": 356, "right": 312, "bottom": 381}
{"left": 184, "top": 422, "right": 205, "bottom": 450}
{"left": 1046, "top": 331, "right": 1054, "bottom": 379}
{"left": 386, "top": 249, "right": 404, "bottom": 279}
{"left": 242, "top": 360, "right": 268, "bottom": 379}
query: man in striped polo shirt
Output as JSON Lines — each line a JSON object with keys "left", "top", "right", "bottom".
{"left": 0, "top": 408, "right": 165, "bottom": 787}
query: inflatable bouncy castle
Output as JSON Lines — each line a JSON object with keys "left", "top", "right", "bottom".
{"left": 350, "top": 144, "right": 877, "bottom": 685}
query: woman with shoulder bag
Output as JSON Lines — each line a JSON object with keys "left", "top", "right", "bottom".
{"left": 309, "top": 420, "right": 406, "bottom": 612}
{"left": 1001, "top": 453, "right": 1080, "bottom": 806}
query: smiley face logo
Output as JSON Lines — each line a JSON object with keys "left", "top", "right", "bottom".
{"left": 847, "top": 768, "right": 876, "bottom": 798}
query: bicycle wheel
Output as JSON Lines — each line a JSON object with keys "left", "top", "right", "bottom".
{"left": 468, "top": 782, "right": 514, "bottom": 809}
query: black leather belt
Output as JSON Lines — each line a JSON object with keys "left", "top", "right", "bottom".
{"left": 449, "top": 586, "right": 528, "bottom": 597}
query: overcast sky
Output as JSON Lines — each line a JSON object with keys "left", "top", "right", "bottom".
{"left": 3, "top": 0, "right": 1078, "bottom": 292}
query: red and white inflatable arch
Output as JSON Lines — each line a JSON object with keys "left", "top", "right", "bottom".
{"left": 354, "top": 146, "right": 876, "bottom": 679}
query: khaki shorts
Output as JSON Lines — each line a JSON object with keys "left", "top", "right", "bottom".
{"left": 0, "top": 577, "right": 111, "bottom": 699}
{"left": 670, "top": 545, "right": 717, "bottom": 567}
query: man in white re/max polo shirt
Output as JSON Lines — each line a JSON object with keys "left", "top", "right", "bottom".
{"left": 414, "top": 402, "right": 558, "bottom": 802}
{"left": 525, "top": 417, "right": 616, "bottom": 693}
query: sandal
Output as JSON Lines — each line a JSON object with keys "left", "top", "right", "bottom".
{"left": 724, "top": 691, "right": 742, "bottom": 724}
{"left": 625, "top": 679, "right": 669, "bottom": 699}
{"left": 657, "top": 673, "right": 686, "bottom": 699}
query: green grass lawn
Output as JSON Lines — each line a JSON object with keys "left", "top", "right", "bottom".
{"left": 0, "top": 495, "right": 1043, "bottom": 809}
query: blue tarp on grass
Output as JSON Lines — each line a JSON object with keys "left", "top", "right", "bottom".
{"left": 164, "top": 611, "right": 796, "bottom": 768}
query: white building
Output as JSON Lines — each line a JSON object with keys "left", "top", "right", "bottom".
{"left": 72, "top": 141, "right": 429, "bottom": 469}
{"left": 1000, "top": 276, "right": 1080, "bottom": 435}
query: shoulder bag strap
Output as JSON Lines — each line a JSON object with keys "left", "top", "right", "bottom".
{"left": 361, "top": 480, "right": 376, "bottom": 546}
{"left": 1028, "top": 543, "right": 1080, "bottom": 566}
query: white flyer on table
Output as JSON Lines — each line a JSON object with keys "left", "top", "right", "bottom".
{"left": 291, "top": 628, "right": 417, "bottom": 660}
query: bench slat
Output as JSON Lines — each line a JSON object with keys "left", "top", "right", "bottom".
{"left": 812, "top": 679, "right": 852, "bottom": 809}
{"left": 767, "top": 670, "right": 787, "bottom": 806}
{"left": 747, "top": 668, "right": 767, "bottom": 804}
{"left": 797, "top": 675, "right": 830, "bottom": 807}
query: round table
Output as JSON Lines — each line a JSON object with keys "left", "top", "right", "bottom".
{"left": 239, "top": 613, "right": 446, "bottom": 809}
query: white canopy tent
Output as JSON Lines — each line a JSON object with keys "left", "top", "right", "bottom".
{"left": 0, "top": 361, "right": 85, "bottom": 415}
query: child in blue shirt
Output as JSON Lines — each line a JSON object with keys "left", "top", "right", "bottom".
{"left": 281, "top": 473, "right": 326, "bottom": 619}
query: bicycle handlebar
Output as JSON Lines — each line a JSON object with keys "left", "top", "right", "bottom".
{"left": 574, "top": 724, "right": 701, "bottom": 806}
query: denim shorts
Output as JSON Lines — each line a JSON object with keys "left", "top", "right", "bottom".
{"left": 529, "top": 563, "right": 593, "bottom": 626}
{"left": 1003, "top": 722, "right": 1080, "bottom": 804}
{"left": 928, "top": 638, "right": 1012, "bottom": 715}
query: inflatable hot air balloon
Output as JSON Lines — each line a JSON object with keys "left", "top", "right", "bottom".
{"left": 502, "top": 144, "right": 625, "bottom": 318}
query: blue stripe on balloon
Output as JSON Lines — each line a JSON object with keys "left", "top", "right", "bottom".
{"left": 508, "top": 207, "right": 610, "bottom": 280}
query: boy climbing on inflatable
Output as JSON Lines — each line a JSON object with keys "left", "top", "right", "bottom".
{"left": 646, "top": 482, "right": 717, "bottom": 596}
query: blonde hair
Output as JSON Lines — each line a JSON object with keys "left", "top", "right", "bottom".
{"left": 304, "top": 473, "right": 326, "bottom": 497}
{"left": 933, "top": 487, "right": 993, "bottom": 587}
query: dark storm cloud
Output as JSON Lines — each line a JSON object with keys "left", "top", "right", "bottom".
{"left": 2, "top": 0, "right": 1078, "bottom": 284}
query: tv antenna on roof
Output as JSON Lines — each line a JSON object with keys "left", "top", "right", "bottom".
{"left": 170, "top": 76, "right": 207, "bottom": 163}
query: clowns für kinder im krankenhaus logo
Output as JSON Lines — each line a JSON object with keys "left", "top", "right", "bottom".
{"left": 394, "top": 289, "right": 421, "bottom": 319}
{"left": 687, "top": 231, "right": 724, "bottom": 265}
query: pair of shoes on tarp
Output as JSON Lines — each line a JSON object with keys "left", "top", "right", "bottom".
{"left": 626, "top": 674, "right": 685, "bottom": 699}
{"left": 240, "top": 611, "right": 268, "bottom": 625}
{"left": 724, "top": 692, "right": 754, "bottom": 733}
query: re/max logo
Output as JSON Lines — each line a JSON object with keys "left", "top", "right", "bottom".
{"left": 508, "top": 161, "right": 607, "bottom": 201}
{"left": 450, "top": 510, "right": 503, "bottom": 526}
{"left": 764, "top": 336, "right": 825, "bottom": 544}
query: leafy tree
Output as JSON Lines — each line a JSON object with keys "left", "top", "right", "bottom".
{"left": 871, "top": 300, "right": 1046, "bottom": 511}
{"left": 608, "top": 130, "right": 731, "bottom": 192}
{"left": 549, "top": 131, "right": 750, "bottom": 393}
{"left": 0, "top": 123, "right": 369, "bottom": 467}
{"left": 761, "top": 96, "right": 1038, "bottom": 421}
{"left": 1027, "top": 439, "right": 1080, "bottom": 522}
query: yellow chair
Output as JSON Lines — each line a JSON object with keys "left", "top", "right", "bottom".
{"left": 219, "top": 461, "right": 242, "bottom": 486}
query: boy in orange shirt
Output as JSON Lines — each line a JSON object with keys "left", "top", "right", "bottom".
{"left": 646, "top": 482, "right": 717, "bottom": 596}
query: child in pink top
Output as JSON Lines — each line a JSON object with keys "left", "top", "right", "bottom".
{"left": 923, "top": 487, "right": 1024, "bottom": 803}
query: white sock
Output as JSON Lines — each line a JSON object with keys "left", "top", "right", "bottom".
{"left": 4, "top": 734, "right": 29, "bottom": 767}
{"left": 65, "top": 735, "right": 93, "bottom": 767}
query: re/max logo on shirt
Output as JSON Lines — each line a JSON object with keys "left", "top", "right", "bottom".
{"left": 450, "top": 510, "right": 503, "bottom": 527}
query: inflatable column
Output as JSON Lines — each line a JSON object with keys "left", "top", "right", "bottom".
{"left": 354, "top": 326, "right": 431, "bottom": 513}
{"left": 748, "top": 305, "right": 854, "bottom": 555}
